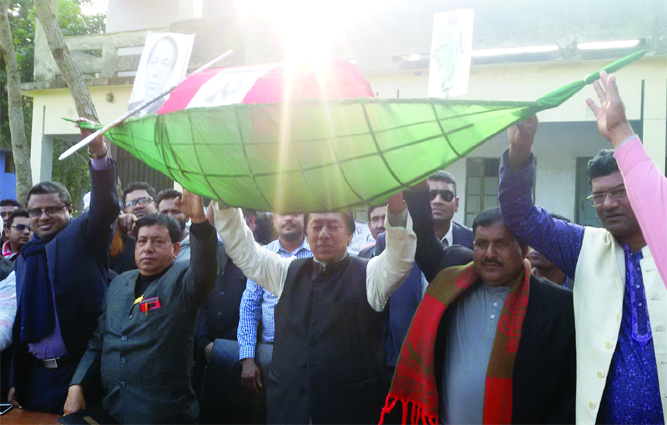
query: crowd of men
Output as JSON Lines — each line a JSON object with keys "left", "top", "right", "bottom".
{"left": 0, "top": 72, "right": 665, "bottom": 424}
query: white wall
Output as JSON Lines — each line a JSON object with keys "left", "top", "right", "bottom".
{"left": 106, "top": 0, "right": 199, "bottom": 33}
{"left": 28, "top": 86, "right": 132, "bottom": 182}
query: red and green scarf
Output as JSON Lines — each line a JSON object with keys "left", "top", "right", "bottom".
{"left": 379, "top": 259, "right": 531, "bottom": 425}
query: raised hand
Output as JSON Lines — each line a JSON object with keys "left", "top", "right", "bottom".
{"left": 388, "top": 191, "right": 406, "bottom": 214}
{"left": 507, "top": 114, "right": 539, "bottom": 170}
{"left": 117, "top": 213, "right": 138, "bottom": 235}
{"left": 585, "top": 71, "right": 634, "bottom": 148}
{"left": 74, "top": 118, "right": 106, "bottom": 158}
{"left": 175, "top": 189, "right": 206, "bottom": 224}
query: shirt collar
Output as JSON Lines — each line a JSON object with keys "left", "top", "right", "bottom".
{"left": 277, "top": 237, "right": 310, "bottom": 256}
{"left": 440, "top": 221, "right": 454, "bottom": 247}
{"left": 313, "top": 253, "right": 349, "bottom": 273}
{"left": 620, "top": 242, "right": 644, "bottom": 260}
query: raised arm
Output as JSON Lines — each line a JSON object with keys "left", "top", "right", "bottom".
{"left": 80, "top": 122, "right": 120, "bottom": 246}
{"left": 212, "top": 202, "right": 293, "bottom": 297}
{"left": 403, "top": 182, "right": 450, "bottom": 282}
{"left": 176, "top": 190, "right": 218, "bottom": 308}
{"left": 499, "top": 115, "right": 584, "bottom": 279}
{"left": 366, "top": 192, "right": 417, "bottom": 311}
{"left": 588, "top": 71, "right": 667, "bottom": 282}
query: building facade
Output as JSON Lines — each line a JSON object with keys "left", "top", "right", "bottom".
{"left": 22, "top": 0, "right": 667, "bottom": 226}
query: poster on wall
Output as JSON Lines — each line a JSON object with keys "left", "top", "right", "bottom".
{"left": 128, "top": 32, "right": 195, "bottom": 117}
{"left": 428, "top": 9, "right": 474, "bottom": 98}
{"left": 348, "top": 221, "right": 374, "bottom": 256}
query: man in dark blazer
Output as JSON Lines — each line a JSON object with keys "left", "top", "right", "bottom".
{"left": 428, "top": 170, "right": 473, "bottom": 249}
{"left": 387, "top": 186, "right": 576, "bottom": 424}
{"left": 375, "top": 171, "right": 471, "bottom": 377}
{"left": 8, "top": 127, "right": 119, "bottom": 413}
{"left": 64, "top": 192, "right": 218, "bottom": 424}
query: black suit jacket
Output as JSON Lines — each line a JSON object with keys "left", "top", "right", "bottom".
{"left": 451, "top": 221, "right": 474, "bottom": 249}
{"left": 11, "top": 160, "right": 119, "bottom": 402}
{"left": 404, "top": 187, "right": 575, "bottom": 423}
{"left": 431, "top": 276, "right": 576, "bottom": 424}
{"left": 403, "top": 187, "right": 474, "bottom": 282}
{"left": 195, "top": 244, "right": 247, "bottom": 354}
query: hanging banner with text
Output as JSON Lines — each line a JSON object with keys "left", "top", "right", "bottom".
{"left": 428, "top": 9, "right": 474, "bottom": 98}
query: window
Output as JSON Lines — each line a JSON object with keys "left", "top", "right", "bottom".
{"left": 464, "top": 157, "right": 500, "bottom": 226}
{"left": 3, "top": 153, "right": 14, "bottom": 174}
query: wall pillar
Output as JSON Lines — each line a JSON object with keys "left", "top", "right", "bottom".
{"left": 30, "top": 134, "right": 53, "bottom": 183}
{"left": 643, "top": 77, "right": 667, "bottom": 172}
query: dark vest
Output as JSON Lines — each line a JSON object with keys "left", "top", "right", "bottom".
{"left": 268, "top": 256, "right": 388, "bottom": 424}
{"left": 205, "top": 248, "right": 247, "bottom": 339}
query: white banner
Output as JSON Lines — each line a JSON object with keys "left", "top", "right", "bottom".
{"left": 428, "top": 9, "right": 474, "bottom": 98}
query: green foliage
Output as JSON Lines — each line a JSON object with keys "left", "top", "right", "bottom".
{"left": 52, "top": 136, "right": 91, "bottom": 215}
{"left": 59, "top": 0, "right": 105, "bottom": 37}
{"left": 0, "top": 0, "right": 106, "bottom": 148}
{"left": 0, "top": 0, "right": 35, "bottom": 148}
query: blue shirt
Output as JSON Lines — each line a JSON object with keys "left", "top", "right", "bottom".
{"left": 237, "top": 238, "right": 312, "bottom": 360}
{"left": 498, "top": 149, "right": 663, "bottom": 424}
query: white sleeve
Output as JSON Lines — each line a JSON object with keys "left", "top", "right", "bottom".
{"left": 0, "top": 271, "right": 17, "bottom": 351}
{"left": 212, "top": 203, "right": 293, "bottom": 297}
{"left": 365, "top": 209, "right": 416, "bottom": 311}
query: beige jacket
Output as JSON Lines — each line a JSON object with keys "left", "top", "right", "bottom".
{"left": 574, "top": 227, "right": 667, "bottom": 424}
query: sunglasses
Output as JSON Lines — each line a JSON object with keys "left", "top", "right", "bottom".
{"left": 429, "top": 189, "right": 456, "bottom": 202}
{"left": 11, "top": 224, "right": 31, "bottom": 232}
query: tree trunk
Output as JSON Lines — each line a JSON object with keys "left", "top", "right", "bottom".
{"left": 0, "top": 0, "right": 32, "bottom": 202}
{"left": 34, "top": 0, "right": 98, "bottom": 121}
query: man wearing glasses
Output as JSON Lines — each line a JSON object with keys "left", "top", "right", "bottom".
{"left": 499, "top": 110, "right": 664, "bottom": 423}
{"left": 7, "top": 125, "right": 120, "bottom": 413}
{"left": 427, "top": 171, "right": 473, "bottom": 250}
{"left": 2, "top": 210, "right": 31, "bottom": 262}
{"left": 108, "top": 183, "right": 158, "bottom": 275}
{"left": 0, "top": 199, "right": 20, "bottom": 245}
{"left": 119, "top": 182, "right": 158, "bottom": 237}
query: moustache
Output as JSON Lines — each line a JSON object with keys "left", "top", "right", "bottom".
{"left": 482, "top": 259, "right": 503, "bottom": 267}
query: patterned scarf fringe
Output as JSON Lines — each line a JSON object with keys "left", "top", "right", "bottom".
{"left": 379, "top": 396, "right": 438, "bottom": 425}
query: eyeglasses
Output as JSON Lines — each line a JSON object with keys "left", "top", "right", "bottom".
{"left": 586, "top": 184, "right": 627, "bottom": 207}
{"left": 125, "top": 197, "right": 154, "bottom": 209}
{"left": 429, "top": 189, "right": 456, "bottom": 202}
{"left": 11, "top": 224, "right": 31, "bottom": 232}
{"left": 27, "top": 205, "right": 68, "bottom": 218}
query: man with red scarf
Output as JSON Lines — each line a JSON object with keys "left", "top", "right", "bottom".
{"left": 381, "top": 173, "right": 576, "bottom": 424}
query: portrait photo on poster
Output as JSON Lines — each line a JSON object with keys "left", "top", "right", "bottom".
{"left": 128, "top": 32, "right": 195, "bottom": 117}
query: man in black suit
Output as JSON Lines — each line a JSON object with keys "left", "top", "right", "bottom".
{"left": 384, "top": 187, "right": 575, "bottom": 424}
{"left": 64, "top": 192, "right": 218, "bottom": 424}
{"left": 428, "top": 170, "right": 473, "bottom": 249}
{"left": 8, "top": 125, "right": 119, "bottom": 413}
